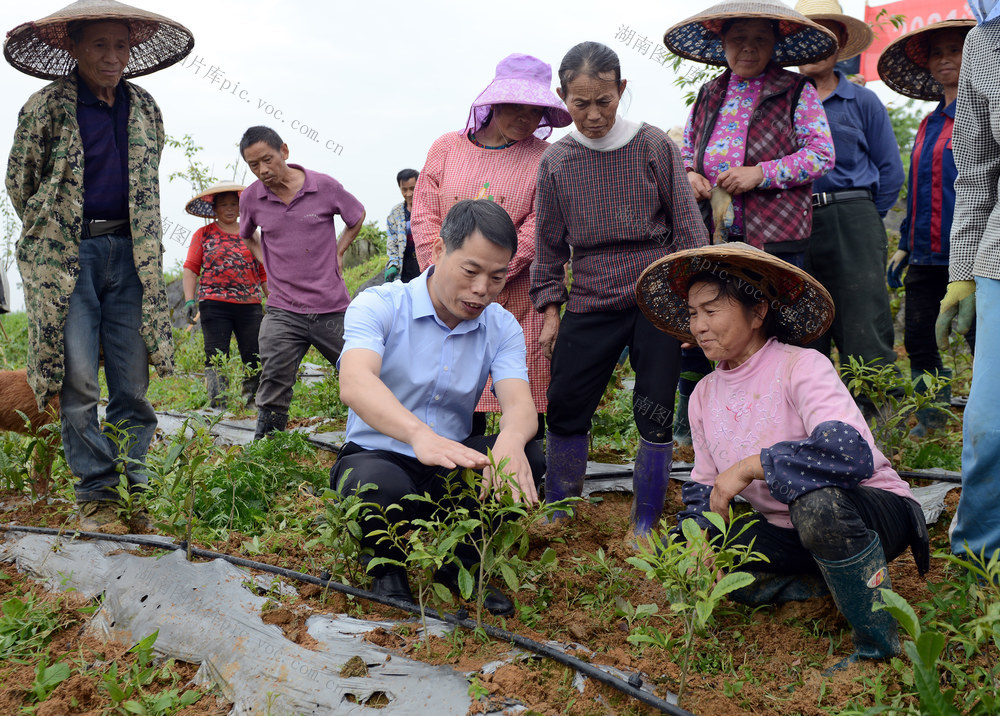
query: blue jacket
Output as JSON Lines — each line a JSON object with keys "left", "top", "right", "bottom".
{"left": 899, "top": 101, "right": 957, "bottom": 266}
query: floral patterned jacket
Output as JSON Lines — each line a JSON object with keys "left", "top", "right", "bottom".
{"left": 5, "top": 72, "right": 174, "bottom": 408}
{"left": 385, "top": 201, "right": 409, "bottom": 269}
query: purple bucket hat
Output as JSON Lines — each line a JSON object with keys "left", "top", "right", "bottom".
{"left": 465, "top": 53, "right": 572, "bottom": 140}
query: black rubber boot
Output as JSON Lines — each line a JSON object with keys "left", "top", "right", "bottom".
{"left": 816, "top": 531, "right": 900, "bottom": 673}
{"left": 254, "top": 407, "right": 288, "bottom": 440}
{"left": 242, "top": 373, "right": 260, "bottom": 408}
{"left": 205, "top": 368, "right": 227, "bottom": 410}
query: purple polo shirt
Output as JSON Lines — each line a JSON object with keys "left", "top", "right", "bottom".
{"left": 240, "top": 164, "right": 365, "bottom": 314}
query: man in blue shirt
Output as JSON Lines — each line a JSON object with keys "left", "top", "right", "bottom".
{"left": 796, "top": 3, "right": 905, "bottom": 382}
{"left": 331, "top": 199, "right": 544, "bottom": 615}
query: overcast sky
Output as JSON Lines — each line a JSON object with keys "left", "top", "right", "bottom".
{"left": 0, "top": 0, "right": 924, "bottom": 311}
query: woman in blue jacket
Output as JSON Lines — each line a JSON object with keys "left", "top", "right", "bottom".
{"left": 880, "top": 19, "right": 976, "bottom": 436}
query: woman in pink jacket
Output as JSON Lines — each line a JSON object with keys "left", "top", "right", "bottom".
{"left": 636, "top": 243, "right": 929, "bottom": 672}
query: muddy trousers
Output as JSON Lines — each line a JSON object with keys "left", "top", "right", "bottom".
{"left": 331, "top": 436, "right": 546, "bottom": 577}
{"left": 720, "top": 486, "right": 925, "bottom": 575}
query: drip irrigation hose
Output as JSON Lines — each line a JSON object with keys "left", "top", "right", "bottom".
{"left": 1, "top": 523, "right": 693, "bottom": 716}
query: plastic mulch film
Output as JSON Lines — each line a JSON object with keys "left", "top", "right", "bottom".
{"left": 0, "top": 533, "right": 473, "bottom": 715}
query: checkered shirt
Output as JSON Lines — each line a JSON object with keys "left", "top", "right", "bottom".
{"left": 950, "top": 21, "right": 1000, "bottom": 281}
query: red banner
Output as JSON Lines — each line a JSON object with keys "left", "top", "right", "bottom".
{"left": 861, "top": 0, "right": 974, "bottom": 84}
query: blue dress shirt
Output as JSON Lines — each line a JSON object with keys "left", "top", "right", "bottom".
{"left": 811, "top": 71, "right": 904, "bottom": 217}
{"left": 340, "top": 267, "right": 528, "bottom": 457}
{"left": 77, "top": 71, "right": 130, "bottom": 220}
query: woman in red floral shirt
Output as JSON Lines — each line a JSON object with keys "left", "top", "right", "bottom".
{"left": 183, "top": 182, "right": 267, "bottom": 408}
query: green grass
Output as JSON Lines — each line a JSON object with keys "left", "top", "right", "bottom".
{"left": 0, "top": 311, "right": 29, "bottom": 369}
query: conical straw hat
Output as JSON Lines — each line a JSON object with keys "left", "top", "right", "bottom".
{"left": 636, "top": 242, "right": 835, "bottom": 346}
{"left": 793, "top": 0, "right": 874, "bottom": 60}
{"left": 185, "top": 182, "right": 246, "bottom": 219}
{"left": 4, "top": 0, "right": 194, "bottom": 80}
{"left": 877, "top": 19, "right": 975, "bottom": 101}
{"left": 664, "top": 0, "right": 837, "bottom": 67}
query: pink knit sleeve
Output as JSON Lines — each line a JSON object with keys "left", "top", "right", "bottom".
{"left": 758, "top": 82, "right": 835, "bottom": 190}
{"left": 785, "top": 349, "right": 875, "bottom": 446}
{"left": 411, "top": 135, "right": 448, "bottom": 270}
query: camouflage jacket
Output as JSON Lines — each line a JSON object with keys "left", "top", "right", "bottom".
{"left": 5, "top": 72, "right": 174, "bottom": 409}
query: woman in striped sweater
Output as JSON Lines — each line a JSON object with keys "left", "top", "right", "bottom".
{"left": 530, "top": 42, "right": 709, "bottom": 537}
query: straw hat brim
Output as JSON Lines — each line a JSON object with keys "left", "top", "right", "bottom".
{"left": 635, "top": 243, "right": 835, "bottom": 346}
{"left": 664, "top": 0, "right": 838, "bottom": 67}
{"left": 4, "top": 0, "right": 194, "bottom": 80}
{"left": 185, "top": 182, "right": 246, "bottom": 219}
{"left": 877, "top": 19, "right": 975, "bottom": 101}
{"left": 799, "top": 13, "right": 874, "bottom": 60}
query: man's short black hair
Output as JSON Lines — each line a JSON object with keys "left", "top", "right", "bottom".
{"left": 440, "top": 200, "right": 516, "bottom": 255}
{"left": 240, "top": 126, "right": 284, "bottom": 157}
{"left": 396, "top": 168, "right": 419, "bottom": 185}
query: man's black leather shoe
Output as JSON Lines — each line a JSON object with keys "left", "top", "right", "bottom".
{"left": 434, "top": 564, "right": 514, "bottom": 617}
{"left": 372, "top": 568, "right": 414, "bottom": 605}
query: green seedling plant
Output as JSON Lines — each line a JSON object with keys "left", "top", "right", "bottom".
{"left": 626, "top": 512, "right": 767, "bottom": 705}
{"left": 101, "top": 631, "right": 202, "bottom": 714}
{"left": 840, "top": 357, "right": 953, "bottom": 458}
{"left": 368, "top": 497, "right": 477, "bottom": 648}
{"left": 131, "top": 416, "right": 218, "bottom": 554}
{"left": 864, "top": 546, "right": 1000, "bottom": 716}
{"left": 4, "top": 409, "right": 62, "bottom": 501}
{"left": 454, "top": 452, "right": 560, "bottom": 626}
{"left": 207, "top": 350, "right": 260, "bottom": 416}
{"left": 0, "top": 592, "right": 74, "bottom": 661}
{"left": 103, "top": 419, "right": 156, "bottom": 531}
{"left": 306, "top": 481, "right": 379, "bottom": 588}
{"left": 27, "top": 656, "right": 70, "bottom": 703}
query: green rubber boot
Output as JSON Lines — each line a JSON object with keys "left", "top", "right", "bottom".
{"left": 815, "top": 531, "right": 900, "bottom": 673}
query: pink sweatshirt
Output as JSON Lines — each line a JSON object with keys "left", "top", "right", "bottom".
{"left": 688, "top": 338, "right": 916, "bottom": 529}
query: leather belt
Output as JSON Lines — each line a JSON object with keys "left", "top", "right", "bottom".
{"left": 811, "top": 189, "right": 872, "bottom": 208}
{"left": 82, "top": 218, "right": 130, "bottom": 239}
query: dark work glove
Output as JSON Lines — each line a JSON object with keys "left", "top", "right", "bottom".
{"left": 886, "top": 250, "right": 908, "bottom": 289}
{"left": 384, "top": 264, "right": 400, "bottom": 283}
{"left": 184, "top": 299, "right": 197, "bottom": 324}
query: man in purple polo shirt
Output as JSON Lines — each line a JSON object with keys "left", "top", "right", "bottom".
{"left": 239, "top": 126, "right": 366, "bottom": 438}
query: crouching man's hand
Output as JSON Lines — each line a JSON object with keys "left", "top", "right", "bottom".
{"left": 483, "top": 431, "right": 538, "bottom": 505}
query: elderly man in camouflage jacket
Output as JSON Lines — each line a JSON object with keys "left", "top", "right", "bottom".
{"left": 4, "top": 1, "right": 193, "bottom": 531}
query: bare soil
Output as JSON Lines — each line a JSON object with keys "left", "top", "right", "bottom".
{"left": 0, "top": 479, "right": 960, "bottom": 715}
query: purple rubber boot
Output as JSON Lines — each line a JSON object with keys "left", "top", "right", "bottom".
{"left": 544, "top": 432, "right": 589, "bottom": 520}
{"left": 631, "top": 438, "right": 672, "bottom": 538}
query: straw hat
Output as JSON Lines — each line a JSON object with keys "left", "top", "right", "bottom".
{"left": 635, "top": 243, "right": 834, "bottom": 346}
{"left": 4, "top": 0, "right": 194, "bottom": 80}
{"left": 664, "top": 0, "right": 838, "bottom": 67}
{"left": 877, "top": 19, "right": 975, "bottom": 101}
{"left": 466, "top": 54, "right": 573, "bottom": 141}
{"left": 793, "top": 0, "right": 874, "bottom": 60}
{"left": 185, "top": 182, "right": 246, "bottom": 219}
